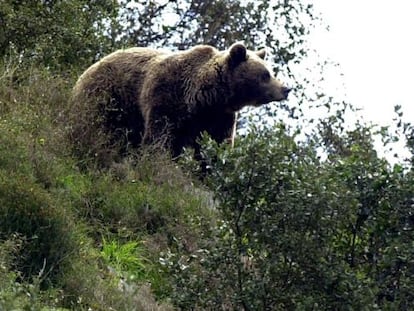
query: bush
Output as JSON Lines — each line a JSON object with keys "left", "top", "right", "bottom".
{"left": 0, "top": 236, "right": 69, "bottom": 311}
{"left": 164, "top": 124, "right": 414, "bottom": 310}
{"left": 0, "top": 171, "right": 79, "bottom": 287}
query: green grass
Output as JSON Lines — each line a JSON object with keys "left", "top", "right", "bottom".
{"left": 101, "top": 238, "right": 149, "bottom": 280}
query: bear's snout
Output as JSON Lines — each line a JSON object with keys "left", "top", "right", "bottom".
{"left": 282, "top": 86, "right": 292, "bottom": 99}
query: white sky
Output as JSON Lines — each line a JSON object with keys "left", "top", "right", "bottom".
{"left": 311, "top": 0, "right": 414, "bottom": 126}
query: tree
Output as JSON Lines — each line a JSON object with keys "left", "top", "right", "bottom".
{"left": 1, "top": 0, "right": 317, "bottom": 76}
{"left": 0, "top": 1, "right": 118, "bottom": 71}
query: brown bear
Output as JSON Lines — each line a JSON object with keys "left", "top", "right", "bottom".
{"left": 69, "top": 42, "right": 291, "bottom": 164}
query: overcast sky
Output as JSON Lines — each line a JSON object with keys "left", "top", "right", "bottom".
{"left": 311, "top": 0, "right": 414, "bottom": 126}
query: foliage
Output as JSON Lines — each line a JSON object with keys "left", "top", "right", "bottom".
{"left": 0, "top": 236, "right": 69, "bottom": 311}
{"left": 165, "top": 123, "right": 414, "bottom": 310}
{"left": 113, "top": 0, "right": 314, "bottom": 52}
{"left": 0, "top": 171, "right": 78, "bottom": 286}
{"left": 0, "top": 0, "right": 119, "bottom": 71}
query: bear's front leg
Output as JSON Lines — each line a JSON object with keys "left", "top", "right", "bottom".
{"left": 226, "top": 112, "right": 238, "bottom": 148}
{"left": 206, "top": 112, "right": 237, "bottom": 146}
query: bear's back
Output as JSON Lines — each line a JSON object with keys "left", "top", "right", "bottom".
{"left": 138, "top": 45, "right": 220, "bottom": 114}
{"left": 73, "top": 47, "right": 165, "bottom": 102}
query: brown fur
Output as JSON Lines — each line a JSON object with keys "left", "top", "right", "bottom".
{"left": 69, "top": 43, "right": 290, "bottom": 163}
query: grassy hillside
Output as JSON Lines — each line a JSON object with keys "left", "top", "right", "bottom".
{"left": 0, "top": 59, "right": 215, "bottom": 310}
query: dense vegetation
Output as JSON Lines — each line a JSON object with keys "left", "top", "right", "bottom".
{"left": 1, "top": 1, "right": 413, "bottom": 310}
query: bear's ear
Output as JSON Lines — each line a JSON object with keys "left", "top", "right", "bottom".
{"left": 256, "top": 49, "right": 266, "bottom": 59}
{"left": 228, "top": 42, "right": 247, "bottom": 67}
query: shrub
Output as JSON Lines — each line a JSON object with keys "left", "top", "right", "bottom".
{"left": 164, "top": 124, "right": 414, "bottom": 310}
{"left": 0, "top": 171, "right": 78, "bottom": 287}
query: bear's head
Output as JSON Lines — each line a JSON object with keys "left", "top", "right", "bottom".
{"left": 225, "top": 42, "right": 291, "bottom": 112}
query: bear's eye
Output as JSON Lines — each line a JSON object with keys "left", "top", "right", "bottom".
{"left": 260, "top": 71, "right": 271, "bottom": 81}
